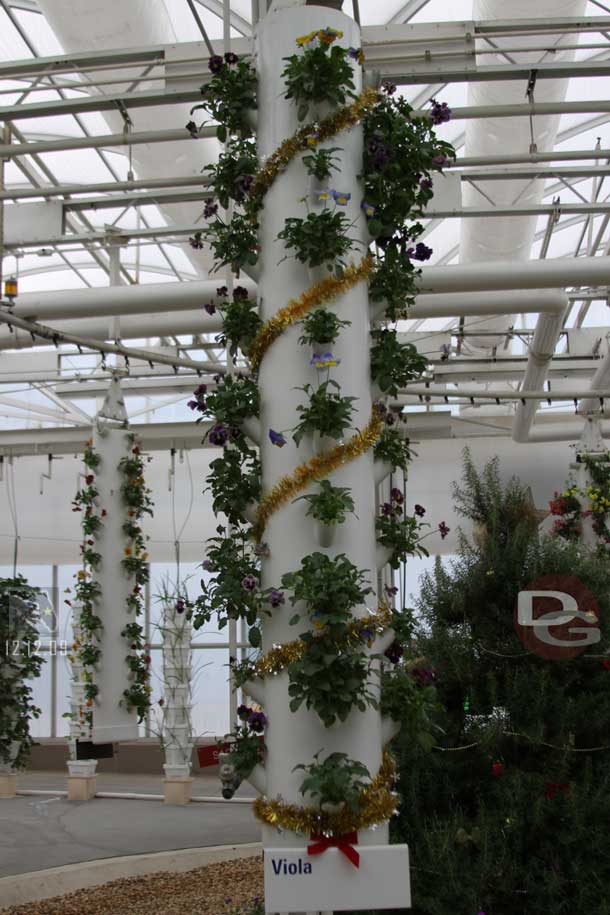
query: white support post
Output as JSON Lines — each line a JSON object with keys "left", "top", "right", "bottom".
{"left": 256, "top": 5, "right": 385, "bottom": 849}
{"left": 90, "top": 375, "right": 139, "bottom": 743}
{"left": 162, "top": 599, "right": 194, "bottom": 804}
{"left": 67, "top": 602, "right": 93, "bottom": 758}
{"left": 575, "top": 417, "right": 609, "bottom": 549}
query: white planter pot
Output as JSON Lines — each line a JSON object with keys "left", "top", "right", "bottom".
{"left": 163, "top": 762, "right": 191, "bottom": 779}
{"left": 316, "top": 521, "right": 337, "bottom": 548}
{"left": 67, "top": 759, "right": 97, "bottom": 777}
{"left": 164, "top": 646, "right": 191, "bottom": 666}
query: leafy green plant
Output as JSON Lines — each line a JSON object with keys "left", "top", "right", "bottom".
{"left": 194, "top": 525, "right": 263, "bottom": 646}
{"left": 216, "top": 289, "right": 262, "bottom": 360}
{"left": 206, "top": 375, "right": 260, "bottom": 428}
{"left": 191, "top": 56, "right": 257, "bottom": 142}
{"left": 204, "top": 139, "right": 258, "bottom": 207}
{"left": 293, "top": 379, "right": 356, "bottom": 445}
{"left": 369, "top": 245, "right": 418, "bottom": 322}
{"left": 380, "top": 665, "right": 442, "bottom": 751}
{"left": 295, "top": 751, "right": 371, "bottom": 812}
{"left": 283, "top": 37, "right": 356, "bottom": 121}
{"left": 371, "top": 329, "right": 428, "bottom": 397}
{"left": 302, "top": 146, "right": 341, "bottom": 181}
{"left": 206, "top": 445, "right": 261, "bottom": 526}
{"left": 199, "top": 211, "right": 259, "bottom": 274}
{"left": 288, "top": 633, "right": 375, "bottom": 726}
{"left": 0, "top": 578, "right": 44, "bottom": 770}
{"left": 281, "top": 552, "right": 371, "bottom": 624}
{"left": 295, "top": 479, "right": 354, "bottom": 525}
{"left": 278, "top": 210, "right": 354, "bottom": 270}
{"left": 227, "top": 724, "right": 265, "bottom": 781}
{"left": 376, "top": 511, "right": 429, "bottom": 569}
{"left": 374, "top": 426, "right": 415, "bottom": 472}
{"left": 298, "top": 308, "right": 350, "bottom": 346}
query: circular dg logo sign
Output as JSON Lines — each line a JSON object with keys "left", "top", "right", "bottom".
{"left": 514, "top": 574, "right": 600, "bottom": 660}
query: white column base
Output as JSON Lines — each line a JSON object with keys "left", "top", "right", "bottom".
{"left": 0, "top": 773, "right": 17, "bottom": 798}
{"left": 67, "top": 775, "right": 97, "bottom": 801}
{"left": 163, "top": 777, "right": 193, "bottom": 805}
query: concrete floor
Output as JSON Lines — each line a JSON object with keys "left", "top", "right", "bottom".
{"left": 0, "top": 771, "right": 259, "bottom": 878}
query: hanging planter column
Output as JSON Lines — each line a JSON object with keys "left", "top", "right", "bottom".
{"left": 66, "top": 602, "right": 98, "bottom": 800}
{"left": 161, "top": 597, "right": 194, "bottom": 805}
{"left": 91, "top": 375, "right": 139, "bottom": 743}
{"left": 255, "top": 5, "right": 385, "bottom": 849}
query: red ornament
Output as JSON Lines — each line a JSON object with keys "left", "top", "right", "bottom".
{"left": 491, "top": 761, "right": 504, "bottom": 778}
{"left": 545, "top": 781, "right": 570, "bottom": 800}
{"left": 601, "top": 659, "right": 610, "bottom": 670}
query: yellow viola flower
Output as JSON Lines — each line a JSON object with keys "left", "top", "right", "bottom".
{"left": 318, "top": 27, "right": 343, "bottom": 44}
{"left": 124, "top": 546, "right": 132, "bottom": 557}
{"left": 296, "top": 31, "right": 317, "bottom": 46}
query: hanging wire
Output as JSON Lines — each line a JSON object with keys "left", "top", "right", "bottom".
{"left": 5, "top": 458, "right": 19, "bottom": 576}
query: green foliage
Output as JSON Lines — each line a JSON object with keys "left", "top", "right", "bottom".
{"left": 199, "top": 210, "right": 259, "bottom": 274}
{"left": 192, "top": 58, "right": 257, "bottom": 141}
{"left": 206, "top": 375, "right": 260, "bottom": 428}
{"left": 281, "top": 552, "right": 372, "bottom": 624}
{"left": 194, "top": 526, "right": 262, "bottom": 644}
{"left": 278, "top": 210, "right": 354, "bottom": 270}
{"left": 216, "top": 292, "right": 262, "bottom": 360}
{"left": 204, "top": 139, "right": 258, "bottom": 208}
{"left": 376, "top": 512, "right": 428, "bottom": 569}
{"left": 298, "top": 308, "right": 350, "bottom": 346}
{"left": 374, "top": 426, "right": 414, "bottom": 472}
{"left": 295, "top": 751, "right": 370, "bottom": 813}
{"left": 282, "top": 42, "right": 355, "bottom": 121}
{"left": 368, "top": 244, "right": 418, "bottom": 322}
{"left": 302, "top": 146, "right": 341, "bottom": 181}
{"left": 206, "top": 445, "right": 261, "bottom": 526}
{"left": 295, "top": 479, "right": 355, "bottom": 525}
{"left": 288, "top": 633, "right": 375, "bottom": 726}
{"left": 380, "top": 666, "right": 442, "bottom": 751}
{"left": 0, "top": 577, "right": 44, "bottom": 769}
{"left": 391, "top": 453, "right": 610, "bottom": 915}
{"left": 227, "top": 725, "right": 265, "bottom": 781}
{"left": 370, "top": 329, "right": 428, "bottom": 397}
{"left": 293, "top": 379, "right": 356, "bottom": 445}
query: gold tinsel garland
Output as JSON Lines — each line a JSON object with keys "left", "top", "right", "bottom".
{"left": 240, "top": 605, "right": 393, "bottom": 681}
{"left": 248, "top": 87, "right": 381, "bottom": 212}
{"left": 253, "top": 749, "right": 398, "bottom": 836}
{"left": 252, "top": 408, "right": 385, "bottom": 541}
{"left": 249, "top": 255, "right": 374, "bottom": 372}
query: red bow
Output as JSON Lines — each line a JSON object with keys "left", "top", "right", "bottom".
{"left": 545, "top": 781, "right": 570, "bottom": 800}
{"left": 307, "top": 832, "right": 360, "bottom": 868}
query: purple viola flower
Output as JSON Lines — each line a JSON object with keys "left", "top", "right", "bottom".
{"left": 381, "top": 79, "right": 396, "bottom": 95}
{"left": 412, "top": 242, "right": 433, "bottom": 262}
{"left": 360, "top": 626, "right": 374, "bottom": 643}
{"left": 411, "top": 666, "right": 436, "bottom": 688}
{"left": 438, "top": 521, "right": 450, "bottom": 540}
{"left": 202, "top": 559, "right": 214, "bottom": 572}
{"left": 187, "top": 399, "right": 199, "bottom": 411}
{"left": 209, "top": 55, "right": 224, "bottom": 74}
{"left": 384, "top": 640, "right": 403, "bottom": 664}
{"left": 204, "top": 302, "right": 216, "bottom": 315}
{"left": 385, "top": 412, "right": 396, "bottom": 426}
{"left": 420, "top": 176, "right": 433, "bottom": 191}
{"left": 247, "top": 710, "right": 267, "bottom": 733}
{"left": 391, "top": 487, "right": 404, "bottom": 504}
{"left": 216, "top": 285, "right": 228, "bottom": 298}
{"left": 238, "top": 175, "right": 253, "bottom": 196}
{"left": 269, "top": 429, "right": 286, "bottom": 447}
{"left": 233, "top": 285, "right": 249, "bottom": 301}
{"left": 348, "top": 46, "right": 364, "bottom": 63}
{"left": 189, "top": 233, "right": 203, "bottom": 250}
{"left": 209, "top": 423, "right": 229, "bottom": 446}
{"left": 432, "top": 153, "right": 450, "bottom": 169}
{"left": 186, "top": 120, "right": 198, "bottom": 138}
{"left": 385, "top": 585, "right": 398, "bottom": 597}
{"left": 175, "top": 599, "right": 185, "bottom": 614}
{"left": 414, "top": 504, "right": 426, "bottom": 518}
{"left": 237, "top": 704, "right": 250, "bottom": 721}
{"left": 254, "top": 541, "right": 270, "bottom": 558}
{"left": 224, "top": 51, "right": 239, "bottom": 65}
{"left": 310, "top": 352, "right": 340, "bottom": 368}
{"left": 203, "top": 198, "right": 219, "bottom": 219}
{"left": 381, "top": 502, "right": 394, "bottom": 517}
{"left": 430, "top": 99, "right": 451, "bottom": 125}
{"left": 241, "top": 574, "right": 258, "bottom": 592}
{"left": 332, "top": 189, "right": 351, "bottom": 206}
{"left": 268, "top": 589, "right": 285, "bottom": 608}
{"left": 361, "top": 200, "right": 376, "bottom": 218}
{"left": 194, "top": 383, "right": 207, "bottom": 397}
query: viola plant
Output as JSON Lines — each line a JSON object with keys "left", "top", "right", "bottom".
{"left": 298, "top": 308, "right": 350, "bottom": 346}
{"left": 374, "top": 422, "right": 415, "bottom": 473}
{"left": 302, "top": 145, "right": 341, "bottom": 182}
{"left": 215, "top": 285, "right": 262, "bottom": 360}
{"left": 550, "top": 452, "right": 610, "bottom": 547}
{"left": 295, "top": 751, "right": 371, "bottom": 813}
{"left": 376, "top": 489, "right": 431, "bottom": 569}
{"left": 370, "top": 328, "right": 428, "bottom": 397}
{"left": 293, "top": 379, "right": 356, "bottom": 445}
{"left": 295, "top": 478, "right": 355, "bottom": 525}
{"left": 191, "top": 53, "right": 257, "bottom": 142}
{"left": 282, "top": 28, "right": 356, "bottom": 122}
{"left": 226, "top": 704, "right": 267, "bottom": 782}
{"left": 118, "top": 436, "right": 154, "bottom": 721}
{"left": 278, "top": 208, "right": 355, "bottom": 271}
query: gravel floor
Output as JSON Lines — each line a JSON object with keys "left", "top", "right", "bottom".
{"left": 1, "top": 855, "right": 264, "bottom": 915}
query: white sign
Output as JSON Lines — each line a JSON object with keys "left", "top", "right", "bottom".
{"left": 264, "top": 844, "right": 411, "bottom": 913}
{"left": 5, "top": 201, "right": 63, "bottom": 245}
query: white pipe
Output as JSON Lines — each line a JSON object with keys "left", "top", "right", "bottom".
{"left": 527, "top": 421, "right": 610, "bottom": 443}
{"left": 512, "top": 309, "right": 567, "bottom": 443}
{"left": 417, "top": 257, "right": 610, "bottom": 294}
{"left": 460, "top": 0, "right": 587, "bottom": 350}
{"left": 15, "top": 788, "right": 252, "bottom": 803}
{"left": 256, "top": 6, "right": 385, "bottom": 850}
{"left": 578, "top": 344, "right": 610, "bottom": 415}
